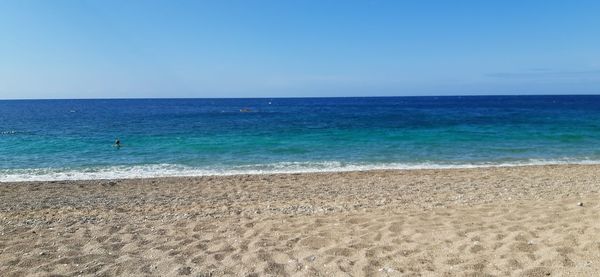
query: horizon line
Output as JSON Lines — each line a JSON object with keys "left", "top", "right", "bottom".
{"left": 1, "top": 93, "right": 600, "bottom": 101}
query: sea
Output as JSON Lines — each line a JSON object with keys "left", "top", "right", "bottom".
{"left": 2, "top": 95, "right": 600, "bottom": 182}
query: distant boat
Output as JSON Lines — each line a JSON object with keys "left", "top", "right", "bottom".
{"left": 240, "top": 108, "right": 252, "bottom": 113}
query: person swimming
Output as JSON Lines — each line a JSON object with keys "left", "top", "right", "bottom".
{"left": 114, "top": 138, "right": 121, "bottom": 147}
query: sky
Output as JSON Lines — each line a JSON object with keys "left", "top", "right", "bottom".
{"left": 1, "top": 0, "right": 599, "bottom": 99}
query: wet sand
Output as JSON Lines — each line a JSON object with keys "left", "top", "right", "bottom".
{"left": 1, "top": 165, "right": 599, "bottom": 276}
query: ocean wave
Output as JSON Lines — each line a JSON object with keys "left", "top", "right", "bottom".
{"left": 0, "top": 130, "right": 18, "bottom": 135}
{"left": 2, "top": 159, "right": 600, "bottom": 182}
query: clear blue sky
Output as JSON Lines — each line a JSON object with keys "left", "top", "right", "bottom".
{"left": 1, "top": 0, "right": 599, "bottom": 99}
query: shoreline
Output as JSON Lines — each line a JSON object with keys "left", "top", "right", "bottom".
{"left": 1, "top": 164, "right": 599, "bottom": 276}
{"left": 4, "top": 160, "right": 600, "bottom": 183}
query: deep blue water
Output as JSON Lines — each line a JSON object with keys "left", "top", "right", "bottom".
{"left": 2, "top": 96, "right": 600, "bottom": 181}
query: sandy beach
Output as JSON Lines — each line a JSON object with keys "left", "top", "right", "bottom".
{"left": 1, "top": 164, "right": 599, "bottom": 276}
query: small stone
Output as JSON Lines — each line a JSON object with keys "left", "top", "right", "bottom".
{"left": 577, "top": 202, "right": 584, "bottom": 206}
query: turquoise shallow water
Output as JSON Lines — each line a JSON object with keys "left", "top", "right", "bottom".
{"left": 2, "top": 96, "right": 600, "bottom": 181}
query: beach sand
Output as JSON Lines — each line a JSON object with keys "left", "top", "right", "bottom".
{"left": 1, "top": 165, "right": 599, "bottom": 276}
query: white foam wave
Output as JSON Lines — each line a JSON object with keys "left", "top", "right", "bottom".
{"left": 3, "top": 158, "right": 600, "bottom": 182}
